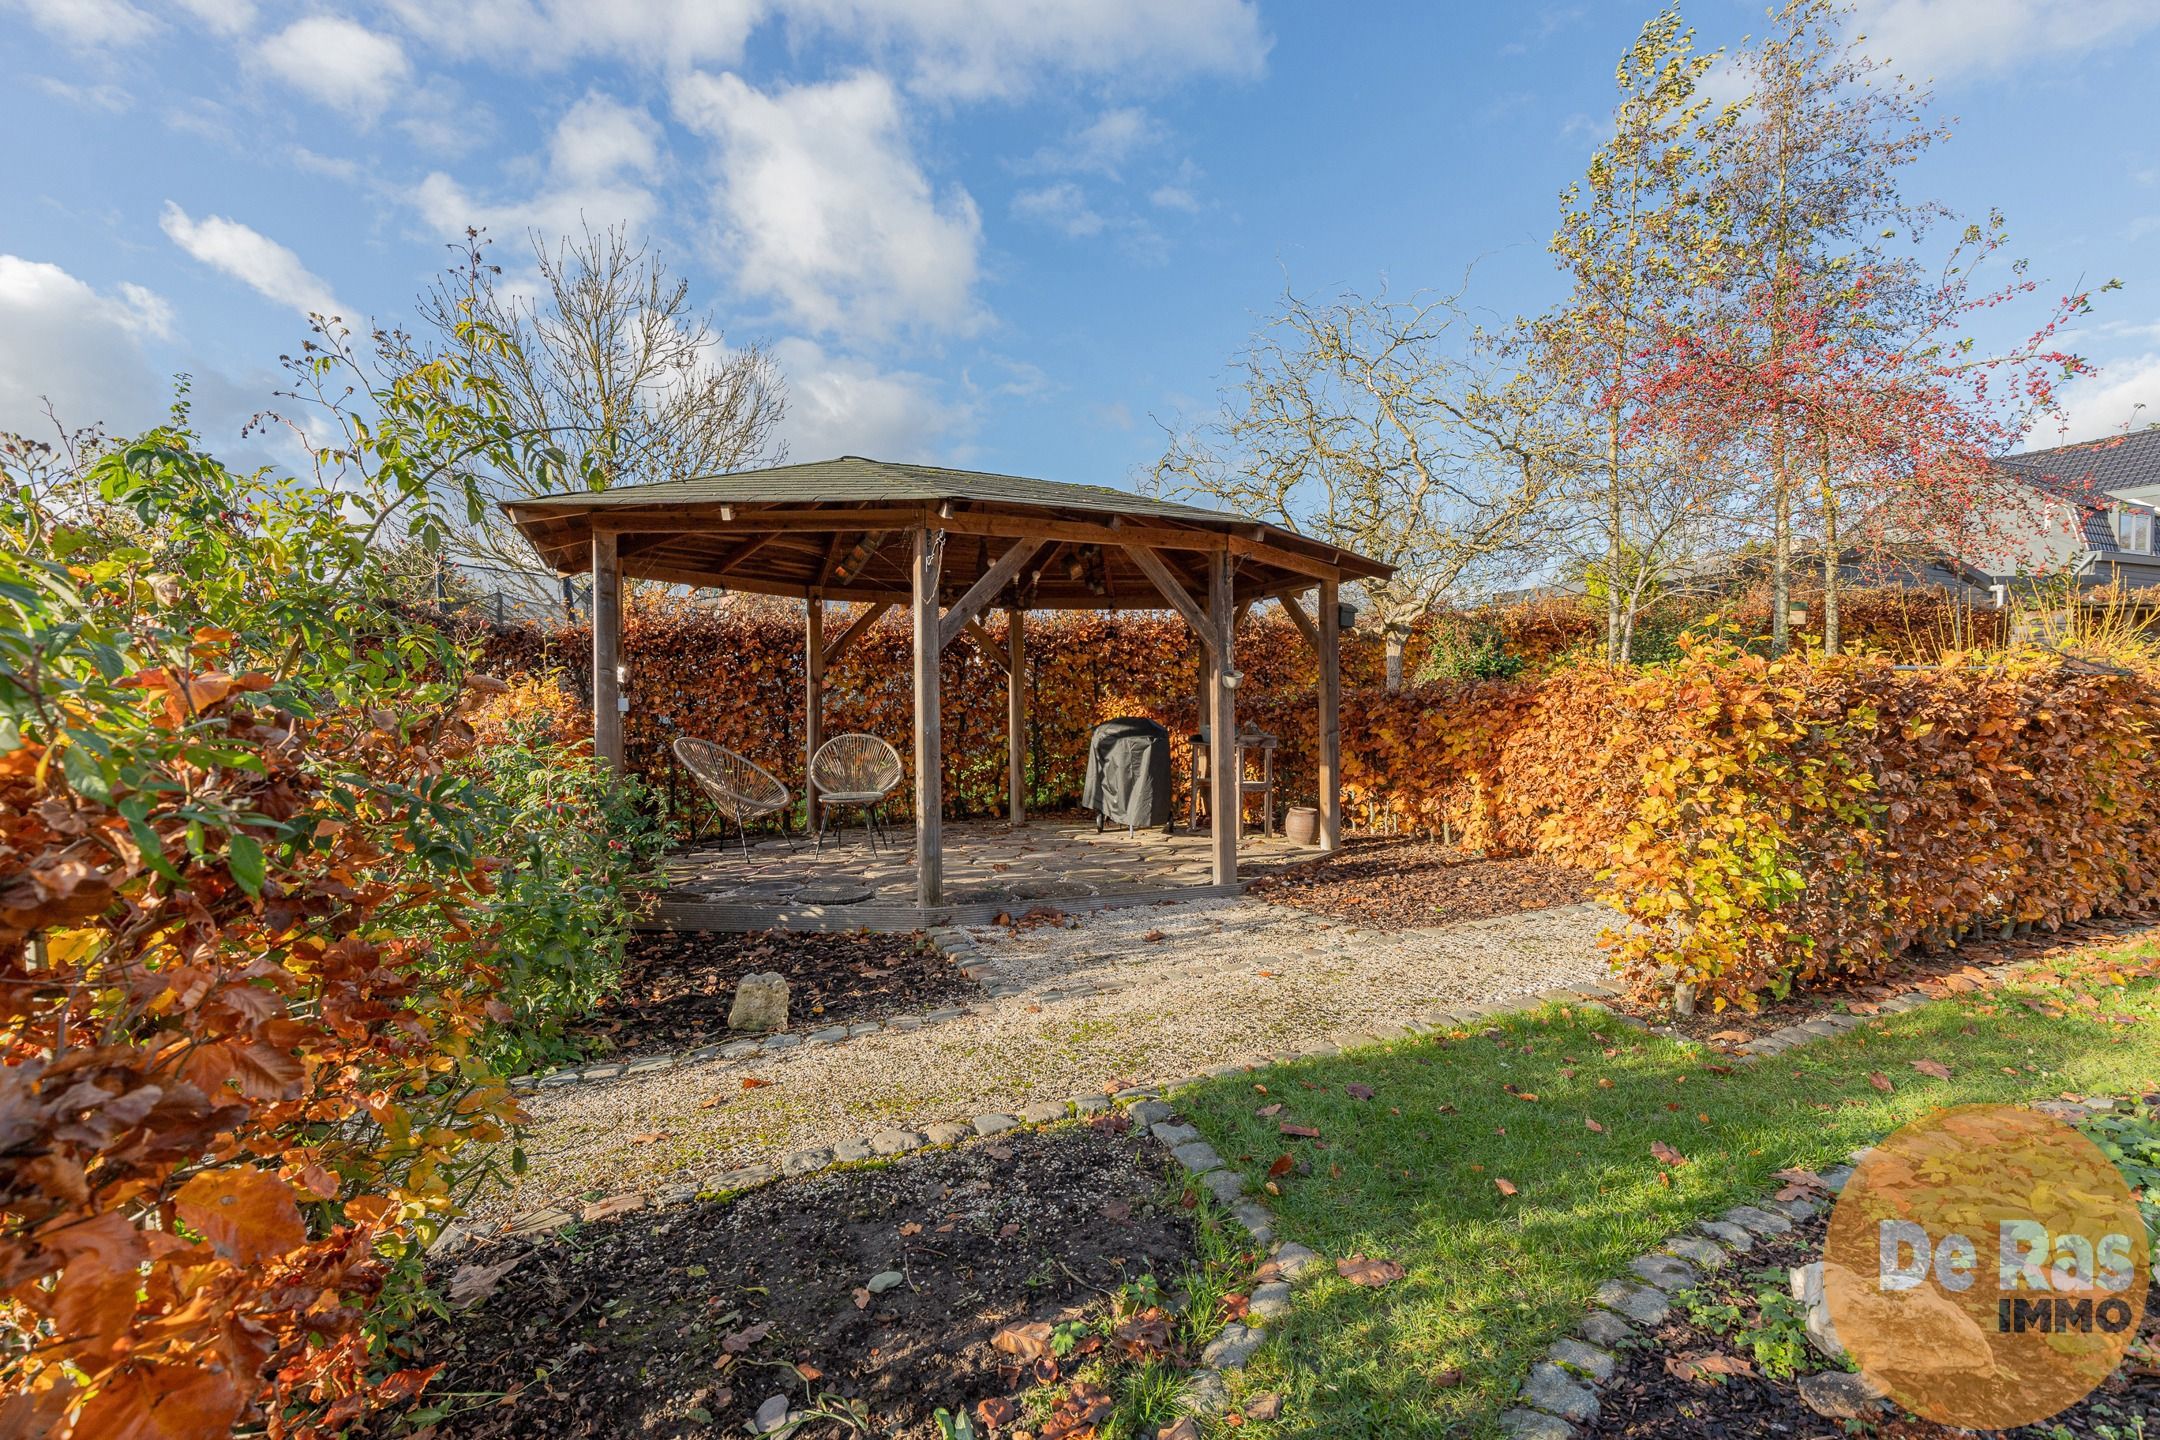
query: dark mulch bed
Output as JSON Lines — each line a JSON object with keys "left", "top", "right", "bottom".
{"left": 1247, "top": 836, "right": 1594, "bottom": 930}
{"left": 570, "top": 929, "right": 980, "bottom": 1059}
{"left": 392, "top": 1123, "right": 1199, "bottom": 1439}
{"left": 1586, "top": 1213, "right": 2159, "bottom": 1440}
{"left": 1616, "top": 913, "right": 2160, "bottom": 1049}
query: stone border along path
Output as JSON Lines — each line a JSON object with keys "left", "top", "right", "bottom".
{"left": 1494, "top": 950, "right": 2057, "bottom": 1439}
{"left": 1499, "top": 1093, "right": 2140, "bottom": 1440}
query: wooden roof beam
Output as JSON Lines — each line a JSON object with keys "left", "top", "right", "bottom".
{"left": 938, "top": 538, "right": 1044, "bottom": 651}
{"left": 1120, "top": 545, "right": 1216, "bottom": 656}
{"left": 823, "top": 601, "right": 896, "bottom": 665}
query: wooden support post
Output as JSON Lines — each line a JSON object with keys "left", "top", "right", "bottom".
{"left": 1007, "top": 608, "right": 1026, "bottom": 826}
{"left": 591, "top": 532, "right": 622, "bottom": 774}
{"left": 805, "top": 593, "right": 825, "bottom": 832}
{"left": 1208, "top": 550, "right": 1237, "bottom": 886}
{"left": 912, "top": 526, "right": 943, "bottom": 907}
{"left": 1318, "top": 579, "right": 1342, "bottom": 854}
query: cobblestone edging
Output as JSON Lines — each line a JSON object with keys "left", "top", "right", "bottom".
{"left": 1499, "top": 1093, "right": 2139, "bottom": 1439}
{"left": 1724, "top": 955, "right": 2031, "bottom": 1064}
{"left": 452, "top": 972, "right": 1624, "bottom": 1260}
{"left": 1492, "top": 977, "right": 2092, "bottom": 1440}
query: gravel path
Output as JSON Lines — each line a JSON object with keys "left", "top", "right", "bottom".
{"left": 470, "top": 896, "right": 1615, "bottom": 1225}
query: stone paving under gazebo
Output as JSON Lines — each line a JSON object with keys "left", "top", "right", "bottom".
{"left": 647, "top": 816, "right": 1319, "bottom": 932}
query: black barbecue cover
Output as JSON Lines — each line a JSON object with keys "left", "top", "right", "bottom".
{"left": 1082, "top": 716, "right": 1171, "bottom": 829}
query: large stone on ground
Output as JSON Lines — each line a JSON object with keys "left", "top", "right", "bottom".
{"left": 728, "top": 972, "right": 790, "bottom": 1033}
{"left": 1593, "top": 1280, "right": 1670, "bottom": 1326}
{"left": 1497, "top": 1408, "right": 1577, "bottom": 1440}
{"left": 1201, "top": 1322, "right": 1265, "bottom": 1368}
{"left": 1796, "top": 1370, "right": 1887, "bottom": 1420}
{"left": 1521, "top": 1363, "right": 1599, "bottom": 1423}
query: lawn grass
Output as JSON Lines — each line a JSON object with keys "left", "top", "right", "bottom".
{"left": 1174, "top": 942, "right": 2160, "bottom": 1438}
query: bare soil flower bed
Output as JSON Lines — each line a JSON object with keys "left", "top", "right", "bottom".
{"left": 1585, "top": 1213, "right": 2159, "bottom": 1440}
{"left": 571, "top": 929, "right": 980, "bottom": 1058}
{"left": 1247, "top": 837, "right": 1593, "bottom": 930}
{"left": 389, "top": 1123, "right": 1199, "bottom": 1439}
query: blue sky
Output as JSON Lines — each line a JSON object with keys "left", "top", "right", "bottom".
{"left": 4, "top": 0, "right": 2158, "bottom": 489}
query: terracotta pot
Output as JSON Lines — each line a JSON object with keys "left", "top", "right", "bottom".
{"left": 1283, "top": 805, "right": 1320, "bottom": 846}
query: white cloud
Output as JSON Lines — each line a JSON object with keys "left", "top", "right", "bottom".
{"left": 0, "top": 255, "right": 172, "bottom": 436}
{"left": 1852, "top": 0, "right": 2160, "bottom": 82}
{"left": 375, "top": 0, "right": 1266, "bottom": 99}
{"left": 1012, "top": 181, "right": 1104, "bottom": 238}
{"left": 2051, "top": 349, "right": 2160, "bottom": 443}
{"left": 792, "top": 0, "right": 1269, "bottom": 100}
{"left": 673, "top": 69, "right": 983, "bottom": 339}
{"left": 381, "top": 0, "right": 763, "bottom": 69}
{"left": 1025, "top": 106, "right": 1163, "bottom": 177}
{"left": 1148, "top": 185, "right": 1199, "bottom": 213}
{"left": 771, "top": 336, "right": 965, "bottom": 459}
{"left": 551, "top": 91, "right": 663, "bottom": 185}
{"left": 411, "top": 92, "right": 662, "bottom": 239}
{"left": 7, "top": 0, "right": 155, "bottom": 46}
{"left": 169, "top": 0, "right": 253, "bottom": 35}
{"left": 31, "top": 73, "right": 131, "bottom": 111}
{"left": 159, "top": 202, "right": 348, "bottom": 322}
{"left": 256, "top": 16, "right": 411, "bottom": 119}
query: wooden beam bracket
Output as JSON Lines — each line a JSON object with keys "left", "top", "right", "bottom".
{"left": 959, "top": 619, "right": 1010, "bottom": 674}
{"left": 822, "top": 600, "right": 895, "bottom": 667}
{"left": 937, "top": 538, "right": 1043, "bottom": 651}
{"left": 1121, "top": 545, "right": 1217, "bottom": 655}
{"left": 1279, "top": 593, "right": 1322, "bottom": 655}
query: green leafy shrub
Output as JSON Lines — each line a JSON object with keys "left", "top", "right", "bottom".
{"left": 454, "top": 711, "right": 671, "bottom": 1069}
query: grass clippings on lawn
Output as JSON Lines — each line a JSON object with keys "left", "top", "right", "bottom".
{"left": 1247, "top": 838, "right": 1593, "bottom": 930}
{"left": 1173, "top": 937, "right": 2160, "bottom": 1438}
{"left": 1583, "top": 1205, "right": 2160, "bottom": 1440}
{"left": 570, "top": 929, "right": 978, "bottom": 1058}
{"left": 393, "top": 1122, "right": 1231, "bottom": 1439}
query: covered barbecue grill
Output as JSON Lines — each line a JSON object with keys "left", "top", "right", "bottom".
{"left": 1082, "top": 716, "right": 1173, "bottom": 833}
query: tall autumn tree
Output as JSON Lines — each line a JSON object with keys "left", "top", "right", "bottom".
{"left": 1692, "top": 0, "right": 1947, "bottom": 654}
{"left": 1156, "top": 284, "right": 1566, "bottom": 689}
{"left": 1641, "top": 1, "right": 2102, "bottom": 654}
{"left": 1541, "top": 6, "right": 1734, "bottom": 664}
{"left": 414, "top": 225, "right": 788, "bottom": 600}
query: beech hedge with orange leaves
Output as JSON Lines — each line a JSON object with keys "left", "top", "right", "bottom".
{"left": 476, "top": 599, "right": 2160, "bottom": 1011}
{"left": 1334, "top": 640, "right": 2160, "bottom": 1008}
{"left": 0, "top": 424, "right": 662, "bottom": 1437}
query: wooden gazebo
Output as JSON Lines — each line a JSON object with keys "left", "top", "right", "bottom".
{"left": 502, "top": 457, "right": 1394, "bottom": 908}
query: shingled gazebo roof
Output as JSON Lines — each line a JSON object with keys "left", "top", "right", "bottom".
{"left": 501, "top": 455, "right": 1392, "bottom": 608}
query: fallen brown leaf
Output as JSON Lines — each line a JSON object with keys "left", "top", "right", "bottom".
{"left": 1336, "top": 1254, "right": 1406, "bottom": 1287}
{"left": 991, "top": 1320, "right": 1052, "bottom": 1361}
{"left": 1911, "top": 1058, "right": 1952, "bottom": 1080}
{"left": 1650, "top": 1141, "right": 1689, "bottom": 1168}
{"left": 1494, "top": 1177, "right": 1518, "bottom": 1197}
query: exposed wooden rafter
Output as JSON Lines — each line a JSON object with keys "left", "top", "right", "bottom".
{"left": 1120, "top": 545, "right": 1216, "bottom": 656}
{"left": 937, "top": 538, "right": 1044, "bottom": 651}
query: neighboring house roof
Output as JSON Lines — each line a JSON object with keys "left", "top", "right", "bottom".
{"left": 1992, "top": 430, "right": 2160, "bottom": 556}
{"left": 1995, "top": 427, "right": 2160, "bottom": 497}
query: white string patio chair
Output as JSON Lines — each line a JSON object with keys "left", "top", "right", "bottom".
{"left": 672, "top": 736, "right": 795, "bottom": 861}
{"left": 809, "top": 733, "right": 905, "bottom": 856}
